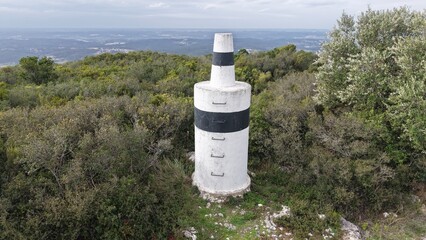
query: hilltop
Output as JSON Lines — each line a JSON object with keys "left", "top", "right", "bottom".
{"left": 0, "top": 7, "right": 425, "bottom": 239}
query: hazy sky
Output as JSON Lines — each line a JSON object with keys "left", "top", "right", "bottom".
{"left": 0, "top": 0, "right": 425, "bottom": 29}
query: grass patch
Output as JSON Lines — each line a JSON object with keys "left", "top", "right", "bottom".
{"left": 365, "top": 204, "right": 426, "bottom": 240}
{"left": 229, "top": 211, "right": 257, "bottom": 227}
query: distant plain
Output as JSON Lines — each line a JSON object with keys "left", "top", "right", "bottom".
{"left": 0, "top": 28, "right": 327, "bottom": 66}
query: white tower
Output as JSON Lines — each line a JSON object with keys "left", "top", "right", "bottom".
{"left": 193, "top": 33, "right": 251, "bottom": 196}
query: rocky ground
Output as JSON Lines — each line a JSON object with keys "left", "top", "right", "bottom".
{"left": 182, "top": 199, "right": 365, "bottom": 240}
{"left": 183, "top": 152, "right": 425, "bottom": 240}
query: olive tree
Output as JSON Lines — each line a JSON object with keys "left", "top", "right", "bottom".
{"left": 315, "top": 7, "right": 426, "bottom": 153}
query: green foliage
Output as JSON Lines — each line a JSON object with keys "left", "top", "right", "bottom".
{"left": 315, "top": 11, "right": 359, "bottom": 107}
{"left": 276, "top": 200, "right": 341, "bottom": 239}
{"left": 0, "top": 82, "right": 8, "bottom": 100}
{"left": 19, "top": 56, "right": 58, "bottom": 85}
{"left": 235, "top": 44, "right": 317, "bottom": 93}
{"left": 8, "top": 85, "right": 40, "bottom": 108}
{"left": 387, "top": 36, "right": 426, "bottom": 151}
{"left": 314, "top": 7, "right": 426, "bottom": 188}
{"left": 306, "top": 112, "right": 403, "bottom": 215}
{"left": 0, "top": 66, "right": 21, "bottom": 84}
{"left": 0, "top": 95, "right": 194, "bottom": 239}
{"left": 249, "top": 72, "right": 315, "bottom": 167}
{"left": 250, "top": 70, "right": 411, "bottom": 223}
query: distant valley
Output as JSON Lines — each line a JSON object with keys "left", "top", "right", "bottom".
{"left": 0, "top": 28, "right": 327, "bottom": 66}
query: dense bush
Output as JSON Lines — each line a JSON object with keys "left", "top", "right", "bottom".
{"left": 0, "top": 96, "right": 193, "bottom": 239}
{"left": 250, "top": 72, "right": 406, "bottom": 221}
{"left": 315, "top": 7, "right": 426, "bottom": 162}
{"left": 249, "top": 72, "right": 315, "bottom": 167}
{"left": 235, "top": 44, "right": 317, "bottom": 93}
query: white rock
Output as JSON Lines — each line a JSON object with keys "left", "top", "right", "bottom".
{"left": 183, "top": 227, "right": 197, "bottom": 240}
{"left": 318, "top": 214, "right": 326, "bottom": 220}
{"left": 272, "top": 205, "right": 291, "bottom": 219}
{"left": 264, "top": 216, "right": 276, "bottom": 230}
{"left": 201, "top": 193, "right": 226, "bottom": 203}
{"left": 411, "top": 194, "right": 421, "bottom": 203}
{"left": 341, "top": 217, "right": 363, "bottom": 240}
{"left": 224, "top": 223, "right": 237, "bottom": 230}
{"left": 187, "top": 152, "right": 195, "bottom": 162}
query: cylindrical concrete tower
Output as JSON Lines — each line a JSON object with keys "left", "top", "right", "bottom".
{"left": 193, "top": 33, "right": 251, "bottom": 196}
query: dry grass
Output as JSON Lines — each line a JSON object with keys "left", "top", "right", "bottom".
{"left": 365, "top": 184, "right": 426, "bottom": 240}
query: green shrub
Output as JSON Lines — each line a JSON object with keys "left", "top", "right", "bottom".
{"left": 0, "top": 96, "right": 194, "bottom": 239}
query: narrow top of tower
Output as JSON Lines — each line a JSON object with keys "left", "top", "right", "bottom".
{"left": 213, "top": 33, "right": 234, "bottom": 53}
{"left": 210, "top": 33, "right": 236, "bottom": 87}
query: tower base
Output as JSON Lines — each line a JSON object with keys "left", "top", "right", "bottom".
{"left": 192, "top": 173, "right": 250, "bottom": 202}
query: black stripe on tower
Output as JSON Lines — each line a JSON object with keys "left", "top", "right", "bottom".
{"left": 212, "top": 52, "right": 234, "bottom": 66}
{"left": 194, "top": 107, "right": 249, "bottom": 133}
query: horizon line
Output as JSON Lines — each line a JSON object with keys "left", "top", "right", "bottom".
{"left": 0, "top": 27, "right": 330, "bottom": 31}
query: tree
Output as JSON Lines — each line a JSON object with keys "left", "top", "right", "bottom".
{"left": 19, "top": 56, "right": 58, "bottom": 84}
{"left": 315, "top": 7, "right": 426, "bottom": 154}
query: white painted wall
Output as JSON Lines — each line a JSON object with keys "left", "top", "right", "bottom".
{"left": 193, "top": 80, "right": 251, "bottom": 195}
{"left": 193, "top": 127, "right": 250, "bottom": 195}
{"left": 210, "top": 65, "right": 236, "bottom": 87}
{"left": 194, "top": 81, "right": 251, "bottom": 113}
{"left": 193, "top": 33, "right": 251, "bottom": 196}
{"left": 213, "top": 33, "right": 233, "bottom": 53}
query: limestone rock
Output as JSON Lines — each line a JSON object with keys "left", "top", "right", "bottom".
{"left": 341, "top": 217, "right": 363, "bottom": 240}
{"left": 183, "top": 227, "right": 197, "bottom": 240}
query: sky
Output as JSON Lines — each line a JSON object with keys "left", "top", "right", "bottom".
{"left": 0, "top": 0, "right": 425, "bottom": 29}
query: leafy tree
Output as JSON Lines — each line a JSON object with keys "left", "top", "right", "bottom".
{"left": 315, "top": 7, "right": 426, "bottom": 155}
{"left": 314, "top": 12, "right": 358, "bottom": 107}
{"left": 19, "top": 56, "right": 58, "bottom": 84}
